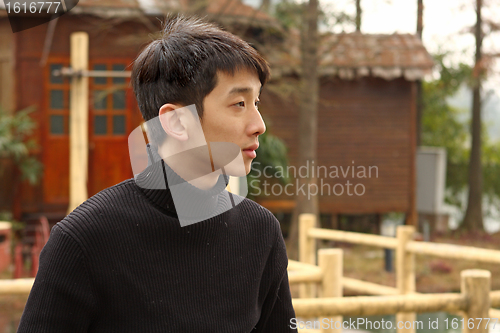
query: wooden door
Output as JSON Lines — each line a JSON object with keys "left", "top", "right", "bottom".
{"left": 87, "top": 59, "right": 139, "bottom": 197}
{"left": 43, "top": 59, "right": 71, "bottom": 207}
{"left": 43, "top": 58, "right": 143, "bottom": 209}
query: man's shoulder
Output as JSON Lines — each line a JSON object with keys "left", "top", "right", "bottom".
{"left": 237, "top": 196, "right": 275, "bottom": 217}
{"left": 56, "top": 178, "right": 142, "bottom": 238}
{"left": 72, "top": 178, "right": 140, "bottom": 214}
{"left": 231, "top": 195, "right": 282, "bottom": 235}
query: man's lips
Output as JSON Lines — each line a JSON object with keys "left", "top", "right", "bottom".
{"left": 242, "top": 150, "right": 257, "bottom": 158}
{"left": 242, "top": 144, "right": 259, "bottom": 158}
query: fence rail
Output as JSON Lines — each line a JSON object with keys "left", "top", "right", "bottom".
{"left": 284, "top": 214, "right": 500, "bottom": 333}
{"left": 0, "top": 278, "right": 34, "bottom": 295}
{"left": 406, "top": 241, "right": 500, "bottom": 264}
{"left": 307, "top": 227, "right": 398, "bottom": 249}
{"left": 292, "top": 292, "right": 467, "bottom": 317}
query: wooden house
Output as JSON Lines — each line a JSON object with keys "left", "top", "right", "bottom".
{"left": 1, "top": 0, "right": 434, "bottom": 227}
{"left": 0, "top": 0, "right": 277, "bottom": 222}
{"left": 257, "top": 32, "right": 434, "bottom": 225}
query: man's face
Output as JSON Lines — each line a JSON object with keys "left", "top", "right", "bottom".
{"left": 200, "top": 69, "right": 266, "bottom": 174}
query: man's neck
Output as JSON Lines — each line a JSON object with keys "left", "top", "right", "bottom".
{"left": 181, "top": 171, "right": 221, "bottom": 190}
{"left": 157, "top": 143, "right": 221, "bottom": 191}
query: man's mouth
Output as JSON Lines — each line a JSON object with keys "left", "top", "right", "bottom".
{"left": 242, "top": 144, "right": 259, "bottom": 159}
{"left": 242, "top": 149, "right": 256, "bottom": 159}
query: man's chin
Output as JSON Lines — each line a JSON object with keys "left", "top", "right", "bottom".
{"left": 219, "top": 162, "right": 249, "bottom": 178}
{"left": 244, "top": 161, "right": 253, "bottom": 175}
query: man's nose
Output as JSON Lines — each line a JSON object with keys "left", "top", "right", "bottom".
{"left": 249, "top": 108, "right": 266, "bottom": 136}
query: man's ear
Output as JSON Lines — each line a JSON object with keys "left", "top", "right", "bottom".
{"left": 158, "top": 104, "right": 188, "bottom": 141}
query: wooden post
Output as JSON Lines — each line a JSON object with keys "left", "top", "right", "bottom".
{"left": 461, "top": 270, "right": 490, "bottom": 333}
{"left": 68, "top": 32, "right": 89, "bottom": 214}
{"left": 299, "top": 213, "right": 316, "bottom": 298}
{"left": 331, "top": 214, "right": 339, "bottom": 230}
{"left": 407, "top": 80, "right": 418, "bottom": 227}
{"left": 227, "top": 176, "right": 240, "bottom": 195}
{"left": 396, "top": 225, "right": 416, "bottom": 333}
{"left": 318, "top": 249, "right": 342, "bottom": 333}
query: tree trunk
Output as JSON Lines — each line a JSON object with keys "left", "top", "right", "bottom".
{"left": 287, "top": 0, "right": 320, "bottom": 260}
{"left": 462, "top": 0, "right": 484, "bottom": 231}
{"left": 416, "top": 0, "right": 423, "bottom": 146}
{"left": 355, "top": 0, "right": 362, "bottom": 32}
{"left": 416, "top": 82, "right": 423, "bottom": 146}
{"left": 416, "top": 0, "right": 423, "bottom": 40}
{"left": 259, "top": 0, "right": 271, "bottom": 14}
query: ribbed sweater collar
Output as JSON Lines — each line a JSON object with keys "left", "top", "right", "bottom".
{"left": 134, "top": 144, "right": 230, "bottom": 221}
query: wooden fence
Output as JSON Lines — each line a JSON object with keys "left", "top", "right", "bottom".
{"left": 1, "top": 213, "right": 499, "bottom": 333}
{"left": 285, "top": 213, "right": 500, "bottom": 333}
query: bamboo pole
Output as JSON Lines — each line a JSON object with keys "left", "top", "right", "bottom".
{"left": 55, "top": 67, "right": 132, "bottom": 78}
{"left": 289, "top": 259, "right": 322, "bottom": 273}
{"left": 341, "top": 278, "right": 474, "bottom": 319}
{"left": 68, "top": 32, "right": 89, "bottom": 214}
{"left": 0, "top": 278, "right": 34, "bottom": 295}
{"left": 292, "top": 293, "right": 466, "bottom": 317}
{"left": 343, "top": 277, "right": 400, "bottom": 295}
{"left": 489, "top": 308, "right": 500, "bottom": 318}
{"left": 288, "top": 270, "right": 323, "bottom": 284}
{"left": 461, "top": 270, "right": 490, "bottom": 333}
{"left": 306, "top": 227, "right": 500, "bottom": 264}
{"left": 299, "top": 214, "right": 317, "bottom": 298}
{"left": 318, "top": 249, "right": 342, "bottom": 333}
{"left": 226, "top": 176, "right": 240, "bottom": 195}
{"left": 307, "top": 228, "right": 398, "bottom": 249}
{"left": 407, "top": 241, "right": 500, "bottom": 264}
{"left": 491, "top": 290, "right": 500, "bottom": 307}
{"left": 396, "top": 225, "right": 416, "bottom": 333}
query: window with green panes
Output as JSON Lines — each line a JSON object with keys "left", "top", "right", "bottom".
{"left": 90, "top": 63, "right": 128, "bottom": 136}
{"left": 48, "top": 62, "right": 70, "bottom": 135}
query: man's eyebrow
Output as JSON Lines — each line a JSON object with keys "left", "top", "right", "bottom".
{"left": 227, "top": 87, "right": 253, "bottom": 95}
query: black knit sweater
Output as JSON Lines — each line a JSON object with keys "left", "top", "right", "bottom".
{"left": 17, "top": 156, "right": 296, "bottom": 332}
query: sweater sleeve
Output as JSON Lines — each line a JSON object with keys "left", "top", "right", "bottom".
{"left": 17, "top": 224, "right": 97, "bottom": 333}
{"left": 254, "top": 228, "right": 297, "bottom": 333}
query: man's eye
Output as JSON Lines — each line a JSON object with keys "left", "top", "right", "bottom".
{"left": 255, "top": 100, "right": 260, "bottom": 108}
{"left": 235, "top": 101, "right": 245, "bottom": 107}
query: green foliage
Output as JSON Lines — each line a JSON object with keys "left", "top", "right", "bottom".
{"left": 422, "top": 53, "right": 500, "bottom": 209}
{"left": 421, "top": 55, "right": 471, "bottom": 207}
{"left": 0, "top": 211, "right": 24, "bottom": 232}
{"left": 274, "top": 0, "right": 304, "bottom": 30}
{"left": 0, "top": 106, "right": 43, "bottom": 184}
{"left": 249, "top": 130, "right": 290, "bottom": 182}
{"left": 273, "top": 0, "right": 354, "bottom": 31}
{"left": 247, "top": 127, "right": 289, "bottom": 199}
{"left": 483, "top": 139, "right": 500, "bottom": 201}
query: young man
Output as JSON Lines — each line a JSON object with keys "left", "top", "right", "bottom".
{"left": 18, "top": 16, "right": 297, "bottom": 332}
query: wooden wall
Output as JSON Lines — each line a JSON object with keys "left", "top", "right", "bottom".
{"left": 7, "top": 13, "right": 416, "bottom": 219}
{"left": 13, "top": 15, "right": 158, "bottom": 219}
{"left": 0, "top": 18, "right": 14, "bottom": 113}
{"left": 259, "top": 76, "right": 416, "bottom": 215}
{"left": 0, "top": 18, "right": 15, "bottom": 212}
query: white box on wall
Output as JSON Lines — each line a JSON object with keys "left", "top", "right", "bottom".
{"left": 417, "top": 147, "right": 447, "bottom": 214}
